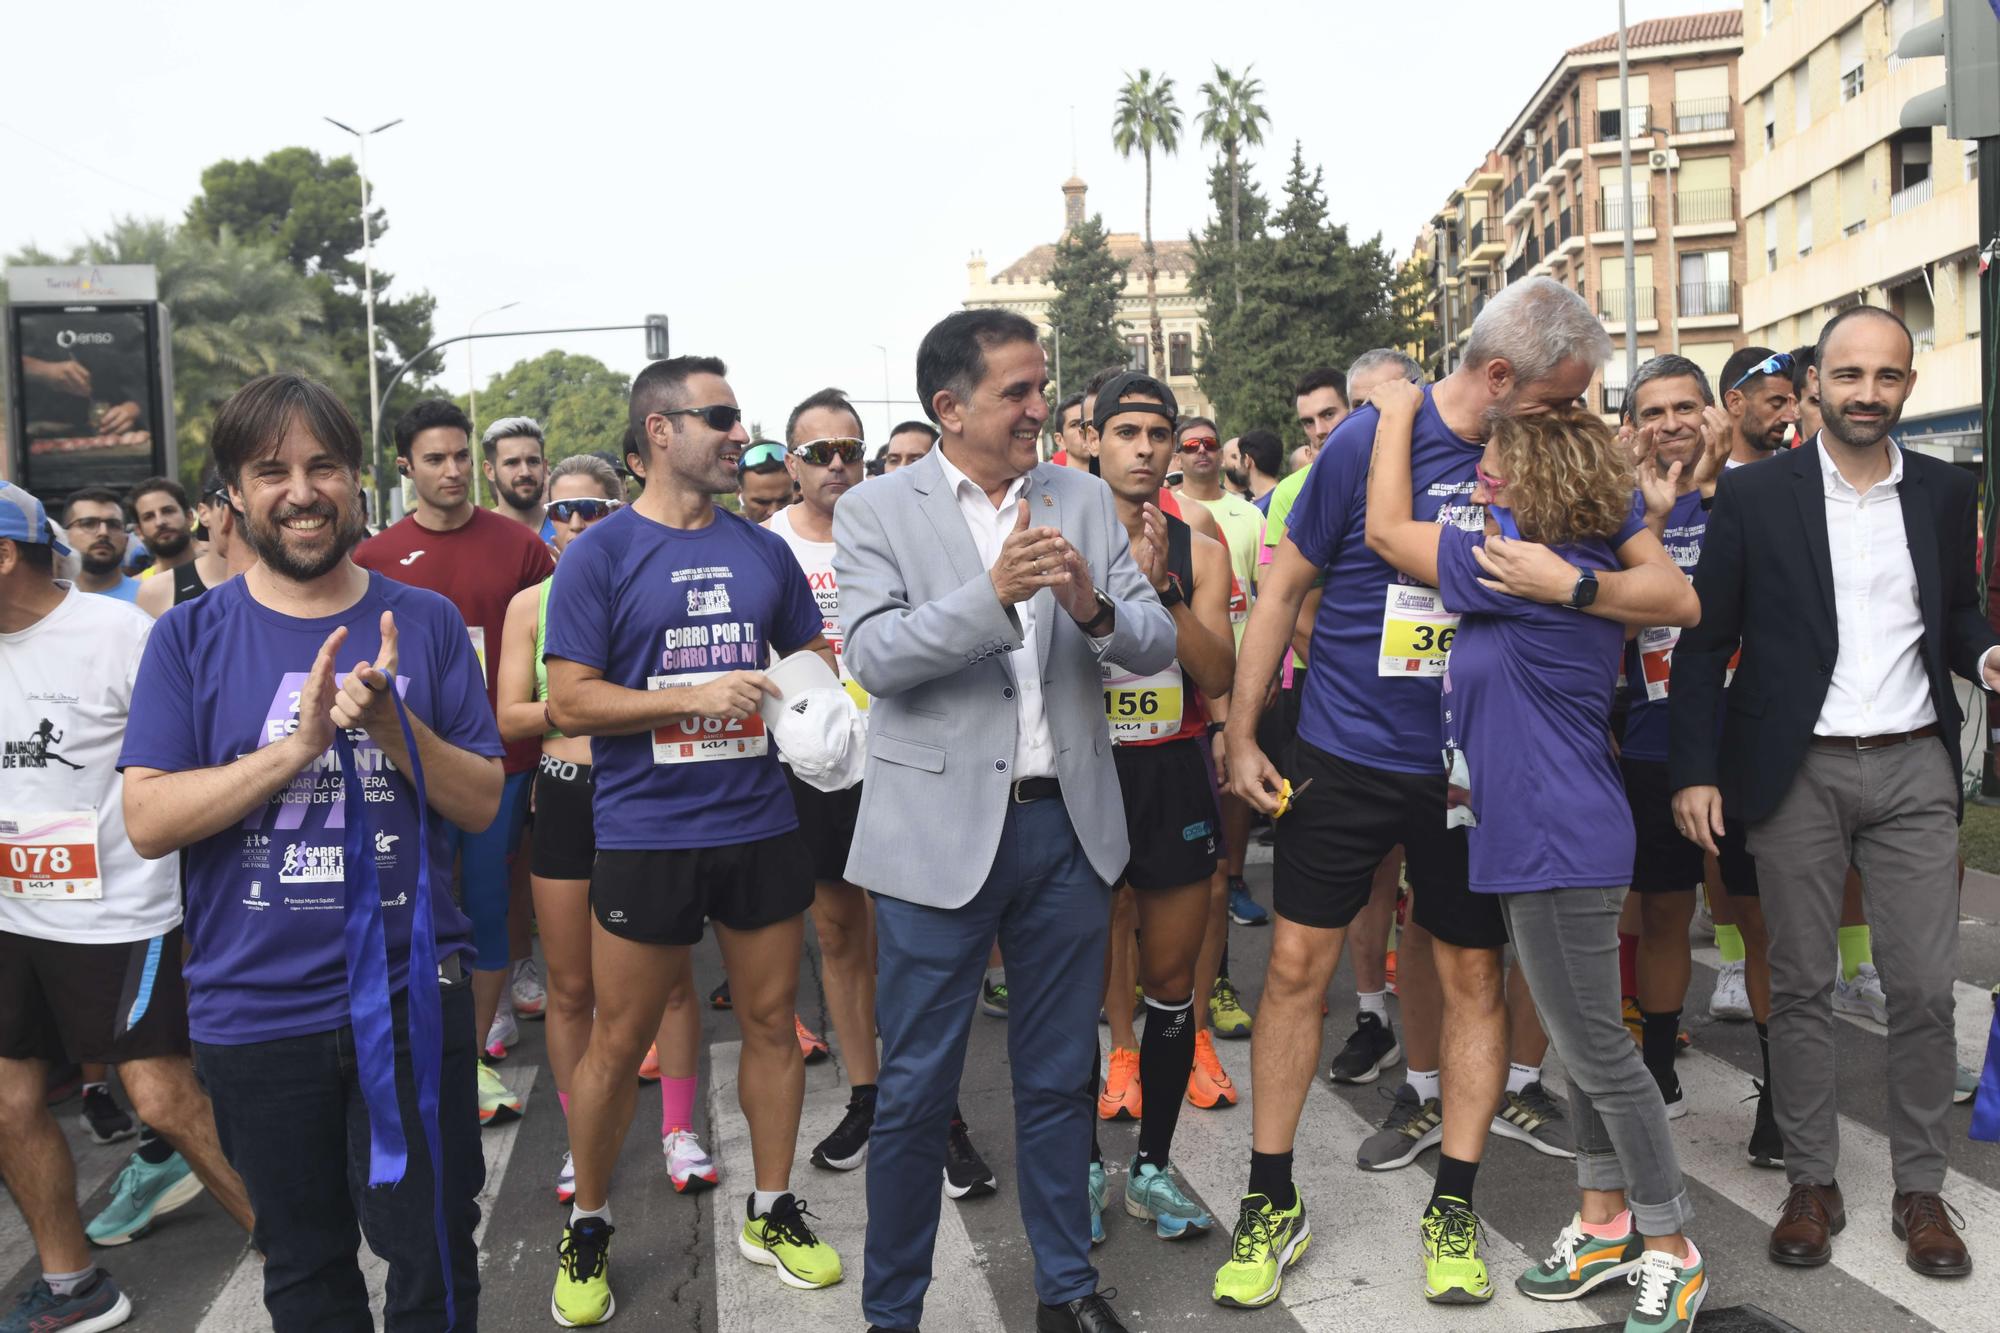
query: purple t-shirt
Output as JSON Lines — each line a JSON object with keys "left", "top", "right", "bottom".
{"left": 1285, "top": 393, "right": 1485, "bottom": 773}
{"left": 1437, "top": 499, "right": 1645, "bottom": 893}
{"left": 542, "top": 504, "right": 822, "bottom": 850}
{"left": 1620, "top": 488, "right": 1707, "bottom": 763}
{"left": 118, "top": 573, "right": 501, "bottom": 1044}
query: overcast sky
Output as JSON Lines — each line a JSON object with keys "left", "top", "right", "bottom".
{"left": 5, "top": 0, "right": 1711, "bottom": 443}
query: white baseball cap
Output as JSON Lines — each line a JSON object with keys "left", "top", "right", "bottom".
{"left": 762, "top": 651, "right": 866, "bottom": 791}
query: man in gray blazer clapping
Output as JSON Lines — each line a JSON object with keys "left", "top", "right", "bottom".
{"left": 835, "top": 310, "right": 1176, "bottom": 1333}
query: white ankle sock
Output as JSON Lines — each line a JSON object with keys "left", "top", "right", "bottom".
{"left": 569, "top": 1202, "right": 610, "bottom": 1226}
{"left": 1408, "top": 1068, "right": 1441, "bottom": 1101}
{"left": 751, "top": 1188, "right": 786, "bottom": 1216}
{"left": 1357, "top": 989, "right": 1389, "bottom": 1018}
{"left": 1506, "top": 1062, "right": 1541, "bottom": 1095}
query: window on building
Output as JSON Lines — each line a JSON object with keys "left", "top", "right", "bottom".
{"left": 1796, "top": 188, "right": 1813, "bottom": 255}
{"left": 1675, "top": 154, "right": 1731, "bottom": 222}
{"left": 1763, "top": 205, "right": 1778, "bottom": 273}
{"left": 1597, "top": 254, "right": 1655, "bottom": 322}
{"left": 1794, "top": 64, "right": 1812, "bottom": 134}
{"left": 1596, "top": 164, "right": 1650, "bottom": 229}
{"left": 1761, "top": 0, "right": 1773, "bottom": 34}
{"left": 1168, "top": 332, "right": 1193, "bottom": 377}
{"left": 1968, "top": 142, "right": 1981, "bottom": 183}
{"left": 1895, "top": 281, "right": 1936, "bottom": 352}
{"left": 1898, "top": 131, "right": 1934, "bottom": 190}
{"left": 1602, "top": 344, "right": 1657, "bottom": 415}
{"left": 1679, "top": 251, "right": 1732, "bottom": 316}
{"left": 1762, "top": 92, "right": 1776, "bottom": 150}
{"left": 1683, "top": 340, "right": 1735, "bottom": 392}
{"left": 1673, "top": 65, "right": 1731, "bottom": 132}
{"left": 1595, "top": 73, "right": 1650, "bottom": 140}
{"left": 1126, "top": 336, "right": 1148, "bottom": 373}
{"left": 1889, "top": 0, "right": 1918, "bottom": 68}
{"left": 1839, "top": 157, "right": 1868, "bottom": 235}
{"left": 1839, "top": 24, "right": 1865, "bottom": 101}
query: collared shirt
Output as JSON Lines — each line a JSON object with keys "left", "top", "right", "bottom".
{"left": 1814, "top": 436, "right": 1935, "bottom": 736}
{"left": 935, "top": 447, "right": 1059, "bottom": 779}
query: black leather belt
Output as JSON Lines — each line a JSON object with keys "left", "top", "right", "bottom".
{"left": 1011, "top": 777, "right": 1061, "bottom": 804}
{"left": 1811, "top": 723, "right": 1941, "bottom": 751}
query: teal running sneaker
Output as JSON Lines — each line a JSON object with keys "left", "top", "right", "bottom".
{"left": 1088, "top": 1159, "right": 1108, "bottom": 1245}
{"left": 87, "top": 1151, "right": 204, "bottom": 1246}
{"left": 1623, "top": 1243, "right": 1706, "bottom": 1333}
{"left": 1516, "top": 1213, "right": 1643, "bottom": 1301}
{"left": 1123, "top": 1158, "right": 1214, "bottom": 1239}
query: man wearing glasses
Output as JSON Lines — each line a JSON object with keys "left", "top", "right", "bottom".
{"left": 544, "top": 357, "right": 841, "bottom": 1323}
{"left": 62, "top": 487, "right": 142, "bottom": 602}
{"left": 736, "top": 442, "right": 795, "bottom": 523}
{"left": 1715, "top": 346, "right": 1800, "bottom": 469}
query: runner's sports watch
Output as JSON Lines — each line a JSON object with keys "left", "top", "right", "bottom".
{"left": 1080, "top": 588, "right": 1117, "bottom": 635}
{"left": 1158, "top": 574, "right": 1185, "bottom": 610}
{"left": 1567, "top": 567, "right": 1599, "bottom": 610}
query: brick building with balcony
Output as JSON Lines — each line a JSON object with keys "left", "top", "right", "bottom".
{"left": 1412, "top": 10, "right": 1748, "bottom": 416}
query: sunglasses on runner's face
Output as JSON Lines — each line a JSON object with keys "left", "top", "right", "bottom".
{"left": 1178, "top": 436, "right": 1220, "bottom": 453}
{"left": 1727, "top": 351, "right": 1794, "bottom": 394}
{"left": 791, "top": 437, "right": 865, "bottom": 467}
{"left": 548, "top": 498, "right": 622, "bottom": 523}
{"left": 658, "top": 404, "right": 744, "bottom": 433}
{"left": 736, "top": 442, "right": 786, "bottom": 472}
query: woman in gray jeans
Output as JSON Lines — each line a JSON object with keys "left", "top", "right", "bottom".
{"left": 1364, "top": 378, "right": 1708, "bottom": 1333}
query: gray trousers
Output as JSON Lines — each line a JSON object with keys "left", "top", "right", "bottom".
{"left": 1746, "top": 737, "right": 1962, "bottom": 1194}
{"left": 1499, "top": 886, "right": 1695, "bottom": 1236}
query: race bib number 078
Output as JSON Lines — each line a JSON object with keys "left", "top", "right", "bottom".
{"left": 0, "top": 811, "right": 103, "bottom": 900}
{"left": 649, "top": 672, "right": 768, "bottom": 764}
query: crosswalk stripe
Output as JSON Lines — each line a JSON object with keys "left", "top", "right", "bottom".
{"left": 1132, "top": 1031, "right": 1603, "bottom": 1329}
{"left": 191, "top": 1063, "right": 537, "bottom": 1331}
{"left": 706, "top": 1038, "right": 1007, "bottom": 1332}
{"left": 0, "top": 1116, "right": 132, "bottom": 1280}
{"left": 1673, "top": 1048, "right": 2000, "bottom": 1333}
{"left": 1690, "top": 945, "right": 1994, "bottom": 1067}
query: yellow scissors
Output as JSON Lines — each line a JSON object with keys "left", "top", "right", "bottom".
{"left": 1273, "top": 777, "right": 1314, "bottom": 819}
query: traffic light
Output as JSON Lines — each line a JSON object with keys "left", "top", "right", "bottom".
{"left": 1898, "top": 0, "right": 2000, "bottom": 140}
{"left": 645, "top": 314, "right": 670, "bottom": 361}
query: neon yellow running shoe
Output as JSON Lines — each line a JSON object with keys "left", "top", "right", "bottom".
{"left": 551, "top": 1216, "right": 615, "bottom": 1327}
{"left": 1421, "top": 1198, "right": 1494, "bottom": 1303}
{"left": 738, "top": 1193, "right": 843, "bottom": 1289}
{"left": 1212, "top": 1188, "right": 1311, "bottom": 1308}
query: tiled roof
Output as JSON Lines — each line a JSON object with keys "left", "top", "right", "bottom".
{"left": 1568, "top": 9, "right": 1741, "bottom": 55}
{"left": 991, "top": 233, "right": 1196, "bottom": 284}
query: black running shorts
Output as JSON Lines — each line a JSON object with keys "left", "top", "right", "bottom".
{"left": 1621, "top": 757, "right": 1705, "bottom": 894}
{"left": 531, "top": 756, "right": 596, "bottom": 880}
{"left": 591, "top": 832, "right": 814, "bottom": 946}
{"left": 1716, "top": 816, "right": 1760, "bottom": 898}
{"left": 785, "top": 768, "right": 863, "bottom": 884}
{"left": 0, "top": 927, "right": 190, "bottom": 1063}
{"left": 1113, "top": 739, "right": 1223, "bottom": 891}
{"left": 1274, "top": 739, "right": 1505, "bottom": 950}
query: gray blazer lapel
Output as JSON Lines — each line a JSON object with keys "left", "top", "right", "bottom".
{"left": 1032, "top": 466, "right": 1063, "bottom": 678}
{"left": 912, "top": 451, "right": 983, "bottom": 589}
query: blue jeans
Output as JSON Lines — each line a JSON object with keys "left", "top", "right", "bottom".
{"left": 1498, "top": 887, "right": 1695, "bottom": 1236}
{"left": 445, "top": 769, "right": 531, "bottom": 969}
{"left": 863, "top": 796, "right": 1110, "bottom": 1327}
{"left": 194, "top": 980, "right": 485, "bottom": 1331}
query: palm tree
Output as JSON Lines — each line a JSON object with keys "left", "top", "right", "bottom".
{"left": 1112, "top": 69, "right": 1183, "bottom": 375}
{"left": 1198, "top": 63, "right": 1271, "bottom": 310}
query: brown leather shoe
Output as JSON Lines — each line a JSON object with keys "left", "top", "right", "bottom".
{"left": 1769, "top": 1181, "right": 1845, "bottom": 1266}
{"left": 1892, "top": 1191, "right": 1972, "bottom": 1277}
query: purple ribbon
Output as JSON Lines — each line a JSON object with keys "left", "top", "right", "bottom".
{"left": 332, "top": 678, "right": 456, "bottom": 1329}
{"left": 1972, "top": 988, "right": 2000, "bottom": 1143}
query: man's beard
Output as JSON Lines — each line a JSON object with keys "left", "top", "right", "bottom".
{"left": 1223, "top": 465, "right": 1248, "bottom": 489}
{"left": 146, "top": 528, "right": 191, "bottom": 560}
{"left": 499, "top": 479, "right": 543, "bottom": 514}
{"left": 241, "top": 498, "right": 367, "bottom": 581}
{"left": 1823, "top": 401, "right": 1897, "bottom": 450}
{"left": 80, "top": 545, "right": 122, "bottom": 577}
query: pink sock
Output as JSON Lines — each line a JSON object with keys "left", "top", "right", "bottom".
{"left": 557, "top": 1091, "right": 569, "bottom": 1117}
{"left": 1580, "top": 1210, "right": 1632, "bottom": 1239}
{"left": 660, "top": 1075, "right": 697, "bottom": 1135}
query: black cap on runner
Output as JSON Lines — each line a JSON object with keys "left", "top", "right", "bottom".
{"left": 1090, "top": 371, "right": 1179, "bottom": 436}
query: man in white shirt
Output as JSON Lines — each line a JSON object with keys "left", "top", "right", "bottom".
{"left": 0, "top": 482, "right": 253, "bottom": 1331}
{"left": 1670, "top": 307, "right": 2000, "bottom": 1278}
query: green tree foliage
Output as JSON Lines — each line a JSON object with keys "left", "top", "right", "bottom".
{"left": 1111, "top": 69, "right": 1182, "bottom": 375}
{"left": 1042, "top": 214, "right": 1130, "bottom": 394}
{"left": 8, "top": 218, "right": 334, "bottom": 493}
{"left": 1191, "top": 143, "right": 1414, "bottom": 441}
{"left": 1197, "top": 64, "right": 1270, "bottom": 312}
{"left": 187, "top": 148, "right": 440, "bottom": 429}
{"left": 456, "top": 351, "right": 631, "bottom": 466}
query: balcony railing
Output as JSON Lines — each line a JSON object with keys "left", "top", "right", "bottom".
{"left": 1556, "top": 121, "right": 1573, "bottom": 155}
{"left": 1559, "top": 204, "right": 1580, "bottom": 242}
{"left": 1468, "top": 218, "right": 1487, "bottom": 251}
{"left": 1890, "top": 175, "right": 1936, "bottom": 216}
{"left": 1542, "top": 137, "right": 1555, "bottom": 169}
{"left": 1602, "top": 384, "right": 1628, "bottom": 415}
{"left": 1596, "top": 192, "right": 1654, "bottom": 231}
{"left": 1542, "top": 222, "right": 1557, "bottom": 256}
{"left": 1525, "top": 234, "right": 1542, "bottom": 265}
{"left": 1676, "top": 281, "right": 1737, "bottom": 318}
{"left": 1504, "top": 181, "right": 1523, "bottom": 211}
{"left": 1598, "top": 285, "right": 1656, "bottom": 323}
{"left": 1913, "top": 325, "right": 1937, "bottom": 353}
{"left": 1674, "top": 187, "right": 1735, "bottom": 225}
{"left": 1596, "top": 104, "right": 1651, "bottom": 141}
{"left": 1672, "top": 97, "right": 1732, "bottom": 133}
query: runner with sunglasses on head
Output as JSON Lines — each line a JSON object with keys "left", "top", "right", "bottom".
{"left": 768, "top": 389, "right": 1003, "bottom": 1201}
{"left": 544, "top": 358, "right": 841, "bottom": 1324}
{"left": 496, "top": 456, "right": 720, "bottom": 1211}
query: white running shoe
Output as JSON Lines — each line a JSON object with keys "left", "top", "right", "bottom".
{"left": 512, "top": 958, "right": 547, "bottom": 1020}
{"left": 556, "top": 1151, "right": 576, "bottom": 1204}
{"left": 1708, "top": 960, "right": 1752, "bottom": 1022}
{"left": 1692, "top": 893, "right": 1715, "bottom": 940}
{"left": 486, "top": 1002, "right": 519, "bottom": 1060}
{"left": 664, "top": 1129, "right": 719, "bottom": 1195}
{"left": 1832, "top": 962, "right": 1889, "bottom": 1026}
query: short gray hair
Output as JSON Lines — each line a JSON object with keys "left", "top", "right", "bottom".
{"left": 1346, "top": 348, "right": 1425, "bottom": 388}
{"left": 480, "top": 415, "right": 545, "bottom": 455}
{"left": 1623, "top": 354, "right": 1714, "bottom": 421}
{"left": 1464, "top": 277, "right": 1611, "bottom": 386}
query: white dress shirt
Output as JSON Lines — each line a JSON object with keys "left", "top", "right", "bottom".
{"left": 1813, "top": 438, "right": 1937, "bottom": 736}
{"left": 935, "top": 447, "right": 1060, "bottom": 779}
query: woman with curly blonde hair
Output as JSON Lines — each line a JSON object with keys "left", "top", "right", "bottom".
{"left": 1364, "top": 374, "right": 1711, "bottom": 1330}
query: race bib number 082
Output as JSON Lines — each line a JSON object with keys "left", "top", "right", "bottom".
{"left": 649, "top": 671, "right": 768, "bottom": 764}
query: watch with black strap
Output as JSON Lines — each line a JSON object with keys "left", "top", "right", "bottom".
{"left": 1566, "top": 566, "right": 1599, "bottom": 610}
{"left": 1079, "top": 588, "right": 1117, "bottom": 635}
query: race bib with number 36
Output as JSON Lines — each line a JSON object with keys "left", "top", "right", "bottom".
{"left": 1379, "top": 584, "right": 1459, "bottom": 677}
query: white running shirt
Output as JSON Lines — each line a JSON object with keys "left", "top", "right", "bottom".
{"left": 763, "top": 504, "right": 867, "bottom": 710}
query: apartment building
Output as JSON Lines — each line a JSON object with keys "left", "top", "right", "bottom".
{"left": 1414, "top": 12, "right": 1748, "bottom": 415}
{"left": 1739, "top": 0, "right": 1980, "bottom": 459}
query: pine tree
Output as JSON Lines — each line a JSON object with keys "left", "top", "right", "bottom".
{"left": 1042, "top": 214, "right": 1130, "bottom": 396}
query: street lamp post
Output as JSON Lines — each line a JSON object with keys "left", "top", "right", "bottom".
{"left": 871, "top": 343, "right": 891, "bottom": 444}
{"left": 466, "top": 300, "right": 520, "bottom": 507}
{"left": 325, "top": 115, "right": 404, "bottom": 508}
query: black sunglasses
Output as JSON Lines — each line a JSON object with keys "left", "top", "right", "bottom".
{"left": 791, "top": 437, "right": 865, "bottom": 467}
{"left": 657, "top": 404, "right": 744, "bottom": 432}
{"left": 548, "top": 498, "right": 622, "bottom": 523}
{"left": 1727, "top": 351, "right": 1795, "bottom": 394}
